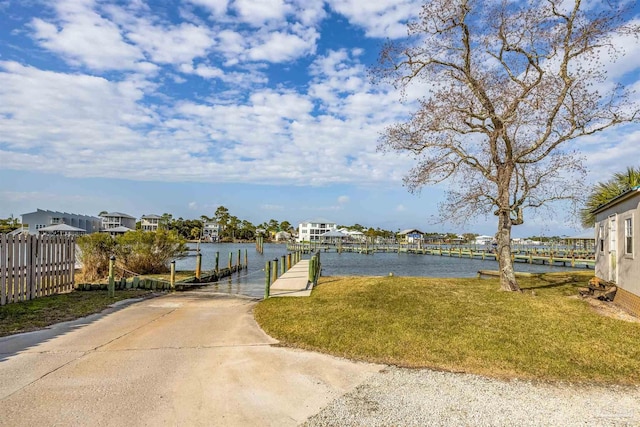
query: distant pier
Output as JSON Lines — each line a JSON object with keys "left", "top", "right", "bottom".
{"left": 286, "top": 243, "right": 594, "bottom": 269}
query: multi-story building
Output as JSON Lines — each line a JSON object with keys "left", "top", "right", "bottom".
{"left": 100, "top": 212, "right": 136, "bottom": 231}
{"left": 397, "top": 229, "right": 425, "bottom": 244}
{"left": 202, "top": 221, "right": 222, "bottom": 242}
{"left": 140, "top": 214, "right": 162, "bottom": 232}
{"left": 297, "top": 219, "right": 337, "bottom": 242}
{"left": 20, "top": 209, "right": 102, "bottom": 235}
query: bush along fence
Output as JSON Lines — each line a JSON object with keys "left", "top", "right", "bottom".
{"left": 76, "top": 249, "right": 249, "bottom": 294}
{"left": 0, "top": 234, "right": 76, "bottom": 306}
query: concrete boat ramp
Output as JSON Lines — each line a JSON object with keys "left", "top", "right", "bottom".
{"left": 0, "top": 290, "right": 381, "bottom": 427}
{"left": 269, "top": 259, "right": 314, "bottom": 297}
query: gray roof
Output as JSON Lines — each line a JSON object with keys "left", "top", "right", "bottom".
{"left": 101, "top": 212, "right": 136, "bottom": 219}
{"left": 320, "top": 230, "right": 348, "bottom": 237}
{"left": 39, "top": 224, "right": 86, "bottom": 233}
{"left": 22, "top": 209, "right": 100, "bottom": 221}
{"left": 398, "top": 229, "right": 424, "bottom": 235}
{"left": 301, "top": 218, "right": 336, "bottom": 224}
{"left": 592, "top": 186, "right": 640, "bottom": 214}
{"left": 141, "top": 214, "right": 162, "bottom": 219}
{"left": 566, "top": 229, "right": 596, "bottom": 240}
{"left": 7, "top": 228, "right": 27, "bottom": 236}
{"left": 104, "top": 226, "right": 134, "bottom": 233}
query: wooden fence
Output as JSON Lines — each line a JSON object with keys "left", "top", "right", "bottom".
{"left": 1, "top": 234, "right": 76, "bottom": 306}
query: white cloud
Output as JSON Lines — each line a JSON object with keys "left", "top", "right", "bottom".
{"left": 337, "top": 195, "right": 349, "bottom": 204}
{"left": 30, "top": 4, "right": 143, "bottom": 71}
{"left": 232, "top": 0, "right": 291, "bottom": 26}
{"left": 187, "top": 0, "right": 229, "bottom": 16}
{"left": 327, "top": 0, "right": 421, "bottom": 39}
{"left": 126, "top": 21, "right": 214, "bottom": 64}
{"left": 247, "top": 28, "right": 318, "bottom": 63}
{"left": 188, "top": 201, "right": 198, "bottom": 210}
{"left": 180, "top": 62, "right": 224, "bottom": 79}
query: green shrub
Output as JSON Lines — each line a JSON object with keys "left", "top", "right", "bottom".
{"left": 77, "top": 233, "right": 116, "bottom": 281}
{"left": 115, "top": 229, "right": 187, "bottom": 275}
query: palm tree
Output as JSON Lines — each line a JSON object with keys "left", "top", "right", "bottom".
{"left": 581, "top": 166, "right": 640, "bottom": 227}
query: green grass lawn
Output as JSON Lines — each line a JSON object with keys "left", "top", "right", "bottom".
{"left": 0, "top": 289, "right": 155, "bottom": 337}
{"left": 254, "top": 272, "right": 640, "bottom": 384}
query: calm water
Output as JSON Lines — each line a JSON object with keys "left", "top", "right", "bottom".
{"left": 176, "top": 243, "right": 585, "bottom": 298}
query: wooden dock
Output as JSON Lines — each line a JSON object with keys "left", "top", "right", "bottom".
{"left": 287, "top": 243, "right": 595, "bottom": 269}
{"left": 269, "top": 259, "right": 313, "bottom": 297}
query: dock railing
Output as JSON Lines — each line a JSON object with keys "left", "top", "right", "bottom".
{"left": 308, "top": 251, "right": 321, "bottom": 286}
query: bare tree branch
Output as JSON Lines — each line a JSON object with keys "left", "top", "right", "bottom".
{"left": 374, "top": 0, "right": 639, "bottom": 291}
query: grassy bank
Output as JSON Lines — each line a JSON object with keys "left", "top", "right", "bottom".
{"left": 0, "top": 289, "right": 155, "bottom": 337}
{"left": 254, "top": 272, "right": 640, "bottom": 384}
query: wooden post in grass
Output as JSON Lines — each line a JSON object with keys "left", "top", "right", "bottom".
{"left": 272, "top": 258, "right": 278, "bottom": 284}
{"left": 108, "top": 256, "right": 115, "bottom": 298}
{"left": 264, "top": 261, "right": 271, "bottom": 299}
{"left": 308, "top": 255, "right": 316, "bottom": 284}
{"left": 170, "top": 260, "right": 176, "bottom": 290}
{"left": 215, "top": 252, "right": 219, "bottom": 274}
{"left": 195, "top": 253, "right": 202, "bottom": 281}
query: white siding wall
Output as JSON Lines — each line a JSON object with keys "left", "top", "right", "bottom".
{"left": 595, "top": 195, "right": 640, "bottom": 297}
{"left": 297, "top": 221, "right": 337, "bottom": 242}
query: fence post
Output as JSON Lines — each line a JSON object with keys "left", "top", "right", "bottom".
{"left": 1, "top": 234, "right": 6, "bottom": 306}
{"left": 26, "top": 235, "right": 34, "bottom": 301}
{"left": 264, "top": 261, "right": 271, "bottom": 299}
{"left": 108, "top": 256, "right": 115, "bottom": 297}
{"left": 170, "top": 260, "right": 176, "bottom": 290}
{"left": 195, "top": 253, "right": 202, "bottom": 281}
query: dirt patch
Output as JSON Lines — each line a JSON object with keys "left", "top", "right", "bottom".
{"left": 573, "top": 295, "right": 640, "bottom": 323}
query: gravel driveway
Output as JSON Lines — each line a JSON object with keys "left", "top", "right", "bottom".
{"left": 304, "top": 366, "right": 640, "bottom": 427}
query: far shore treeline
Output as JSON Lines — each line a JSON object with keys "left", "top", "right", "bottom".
{"left": 2, "top": 207, "right": 570, "bottom": 243}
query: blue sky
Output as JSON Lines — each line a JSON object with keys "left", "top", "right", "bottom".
{"left": 1, "top": 0, "right": 639, "bottom": 237}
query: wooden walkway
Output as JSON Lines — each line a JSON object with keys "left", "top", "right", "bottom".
{"left": 270, "top": 260, "right": 313, "bottom": 297}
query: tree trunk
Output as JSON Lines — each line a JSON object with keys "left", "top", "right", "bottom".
{"left": 497, "top": 211, "right": 521, "bottom": 292}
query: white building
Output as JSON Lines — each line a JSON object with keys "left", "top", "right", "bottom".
{"left": 297, "top": 219, "right": 337, "bottom": 242}
{"left": 274, "top": 231, "right": 292, "bottom": 242}
{"left": 593, "top": 186, "right": 640, "bottom": 316}
{"left": 202, "top": 221, "right": 221, "bottom": 242}
{"left": 100, "top": 212, "right": 136, "bottom": 232}
{"left": 474, "top": 235, "right": 494, "bottom": 245}
{"left": 338, "top": 228, "right": 366, "bottom": 241}
{"left": 140, "top": 214, "right": 162, "bottom": 232}
{"left": 21, "top": 209, "right": 101, "bottom": 235}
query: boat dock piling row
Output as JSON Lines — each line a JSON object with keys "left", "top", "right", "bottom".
{"left": 286, "top": 243, "right": 594, "bottom": 269}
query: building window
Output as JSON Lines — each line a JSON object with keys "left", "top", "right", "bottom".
{"left": 625, "top": 218, "right": 633, "bottom": 255}
{"left": 599, "top": 224, "right": 604, "bottom": 252}
{"left": 609, "top": 216, "right": 616, "bottom": 252}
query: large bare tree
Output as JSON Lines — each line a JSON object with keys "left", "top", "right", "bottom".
{"left": 376, "top": 0, "right": 639, "bottom": 291}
